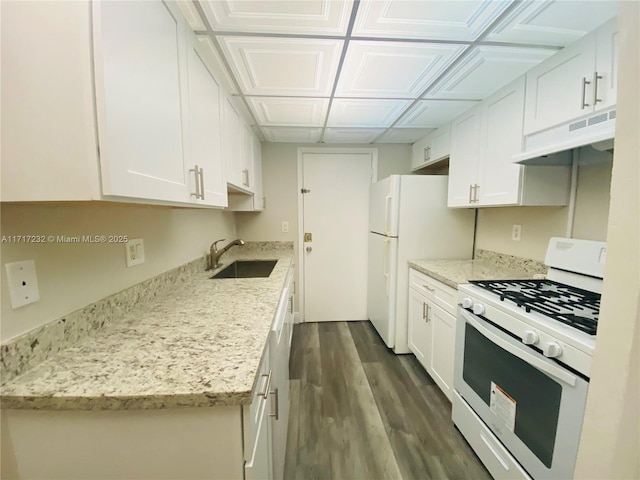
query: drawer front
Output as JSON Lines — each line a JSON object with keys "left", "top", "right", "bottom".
{"left": 453, "top": 392, "right": 532, "bottom": 480}
{"left": 409, "top": 268, "right": 457, "bottom": 315}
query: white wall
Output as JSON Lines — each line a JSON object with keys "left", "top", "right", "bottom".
{"left": 0, "top": 203, "right": 236, "bottom": 341}
{"left": 574, "top": 2, "right": 640, "bottom": 477}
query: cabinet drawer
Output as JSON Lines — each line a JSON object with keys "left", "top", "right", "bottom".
{"left": 244, "top": 346, "right": 270, "bottom": 462}
{"left": 453, "top": 392, "right": 532, "bottom": 480}
{"left": 409, "top": 268, "right": 457, "bottom": 316}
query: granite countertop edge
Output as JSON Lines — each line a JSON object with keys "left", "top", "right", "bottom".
{"left": 408, "top": 258, "right": 536, "bottom": 289}
{"left": 1, "top": 244, "right": 293, "bottom": 411}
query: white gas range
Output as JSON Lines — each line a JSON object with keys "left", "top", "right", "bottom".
{"left": 452, "top": 237, "right": 606, "bottom": 480}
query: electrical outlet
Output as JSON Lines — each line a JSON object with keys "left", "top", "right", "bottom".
{"left": 512, "top": 224, "right": 522, "bottom": 242}
{"left": 5, "top": 260, "right": 40, "bottom": 309}
{"left": 125, "top": 238, "right": 145, "bottom": 267}
{"left": 281, "top": 221, "right": 289, "bottom": 233}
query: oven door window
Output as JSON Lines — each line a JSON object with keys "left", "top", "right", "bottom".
{"left": 463, "top": 322, "right": 562, "bottom": 468}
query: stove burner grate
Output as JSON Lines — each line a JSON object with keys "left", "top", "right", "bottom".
{"left": 469, "top": 279, "right": 600, "bottom": 335}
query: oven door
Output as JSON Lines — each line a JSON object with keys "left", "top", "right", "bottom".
{"left": 454, "top": 307, "right": 589, "bottom": 480}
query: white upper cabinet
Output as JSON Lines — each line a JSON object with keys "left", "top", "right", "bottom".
{"left": 411, "top": 125, "right": 451, "bottom": 171}
{"left": 94, "top": 0, "right": 190, "bottom": 203}
{"left": 223, "top": 99, "right": 243, "bottom": 189}
{"left": 449, "top": 77, "right": 570, "bottom": 208}
{"left": 185, "top": 31, "right": 227, "bottom": 207}
{"left": 1, "top": 1, "right": 100, "bottom": 202}
{"left": 523, "top": 18, "right": 618, "bottom": 136}
{"left": 448, "top": 106, "right": 482, "bottom": 207}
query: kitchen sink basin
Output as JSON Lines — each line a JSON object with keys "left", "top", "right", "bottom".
{"left": 210, "top": 260, "right": 278, "bottom": 279}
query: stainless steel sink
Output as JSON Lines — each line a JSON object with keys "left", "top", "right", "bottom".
{"left": 210, "top": 260, "right": 278, "bottom": 279}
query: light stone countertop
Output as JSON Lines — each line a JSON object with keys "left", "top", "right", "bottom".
{"left": 408, "top": 259, "right": 534, "bottom": 289}
{"left": 1, "top": 246, "right": 293, "bottom": 411}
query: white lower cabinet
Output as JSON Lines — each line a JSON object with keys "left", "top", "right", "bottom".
{"left": 408, "top": 268, "right": 458, "bottom": 401}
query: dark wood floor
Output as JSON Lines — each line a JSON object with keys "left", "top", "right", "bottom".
{"left": 285, "top": 321, "right": 491, "bottom": 480}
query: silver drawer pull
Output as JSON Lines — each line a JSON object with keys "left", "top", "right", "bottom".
{"left": 269, "top": 388, "right": 279, "bottom": 420}
{"left": 257, "top": 371, "right": 271, "bottom": 399}
{"left": 422, "top": 284, "right": 435, "bottom": 292}
{"left": 593, "top": 71, "right": 603, "bottom": 105}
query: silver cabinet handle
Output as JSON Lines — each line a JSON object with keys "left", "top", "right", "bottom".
{"left": 198, "top": 167, "right": 205, "bottom": 200}
{"left": 269, "top": 387, "right": 279, "bottom": 420}
{"left": 581, "top": 77, "right": 591, "bottom": 109}
{"left": 422, "top": 284, "right": 435, "bottom": 292}
{"left": 593, "top": 71, "right": 603, "bottom": 106}
{"left": 424, "top": 146, "right": 431, "bottom": 161}
{"left": 288, "top": 295, "right": 293, "bottom": 314}
{"left": 257, "top": 371, "right": 271, "bottom": 399}
{"left": 190, "top": 165, "right": 201, "bottom": 199}
{"left": 468, "top": 184, "right": 473, "bottom": 203}
{"left": 422, "top": 302, "right": 427, "bottom": 320}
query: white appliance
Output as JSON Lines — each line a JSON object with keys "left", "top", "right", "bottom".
{"left": 453, "top": 237, "right": 606, "bottom": 480}
{"left": 367, "top": 175, "right": 474, "bottom": 353}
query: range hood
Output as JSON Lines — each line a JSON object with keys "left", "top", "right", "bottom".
{"left": 514, "top": 108, "right": 616, "bottom": 165}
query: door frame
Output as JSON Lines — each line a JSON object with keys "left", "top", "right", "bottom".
{"left": 296, "top": 147, "right": 379, "bottom": 323}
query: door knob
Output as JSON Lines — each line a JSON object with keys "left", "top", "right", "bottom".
{"left": 306, "top": 246, "right": 312, "bottom": 252}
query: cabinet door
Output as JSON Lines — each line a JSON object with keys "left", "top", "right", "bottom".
{"left": 270, "top": 330, "right": 289, "bottom": 480}
{"left": 252, "top": 135, "right": 264, "bottom": 210}
{"left": 223, "top": 99, "right": 243, "bottom": 188}
{"left": 94, "top": 1, "right": 189, "bottom": 202}
{"left": 523, "top": 33, "right": 596, "bottom": 135}
{"left": 245, "top": 393, "right": 272, "bottom": 480}
{"left": 429, "top": 303, "right": 456, "bottom": 401}
{"left": 410, "top": 136, "right": 430, "bottom": 171}
{"left": 448, "top": 107, "right": 481, "bottom": 207}
{"left": 408, "top": 288, "right": 431, "bottom": 371}
{"left": 476, "top": 77, "right": 525, "bottom": 206}
{"left": 429, "top": 125, "right": 451, "bottom": 163}
{"left": 594, "top": 18, "right": 618, "bottom": 111}
{"left": 186, "top": 36, "right": 227, "bottom": 207}
{"left": 240, "top": 123, "right": 255, "bottom": 192}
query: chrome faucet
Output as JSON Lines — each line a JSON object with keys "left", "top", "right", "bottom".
{"left": 207, "top": 238, "right": 245, "bottom": 270}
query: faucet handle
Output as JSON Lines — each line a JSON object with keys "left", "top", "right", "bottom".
{"left": 212, "top": 239, "right": 226, "bottom": 252}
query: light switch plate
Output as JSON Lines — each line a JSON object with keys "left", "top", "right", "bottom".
{"left": 5, "top": 260, "right": 40, "bottom": 309}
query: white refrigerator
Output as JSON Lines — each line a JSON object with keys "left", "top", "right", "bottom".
{"left": 368, "top": 175, "right": 475, "bottom": 353}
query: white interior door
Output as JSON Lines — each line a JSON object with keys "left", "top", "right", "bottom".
{"left": 301, "top": 152, "right": 375, "bottom": 322}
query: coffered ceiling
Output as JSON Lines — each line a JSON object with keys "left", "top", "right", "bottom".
{"left": 179, "top": 0, "right": 617, "bottom": 144}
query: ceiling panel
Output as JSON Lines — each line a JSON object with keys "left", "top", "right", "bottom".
{"left": 218, "top": 37, "right": 343, "bottom": 96}
{"left": 335, "top": 41, "right": 467, "bottom": 98}
{"left": 352, "top": 0, "right": 513, "bottom": 41}
{"left": 485, "top": 0, "right": 618, "bottom": 47}
{"left": 427, "top": 46, "right": 556, "bottom": 100}
{"left": 261, "top": 127, "right": 322, "bottom": 143}
{"left": 200, "top": 0, "right": 353, "bottom": 35}
{"left": 323, "top": 128, "right": 386, "bottom": 143}
{"left": 248, "top": 97, "right": 328, "bottom": 126}
{"left": 397, "top": 100, "right": 479, "bottom": 128}
{"left": 374, "top": 128, "right": 436, "bottom": 144}
{"left": 327, "top": 99, "right": 411, "bottom": 127}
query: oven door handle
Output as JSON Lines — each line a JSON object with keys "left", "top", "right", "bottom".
{"left": 461, "top": 309, "right": 577, "bottom": 387}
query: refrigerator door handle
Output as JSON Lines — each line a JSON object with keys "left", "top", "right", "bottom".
{"left": 384, "top": 195, "right": 392, "bottom": 236}
{"left": 383, "top": 238, "right": 390, "bottom": 295}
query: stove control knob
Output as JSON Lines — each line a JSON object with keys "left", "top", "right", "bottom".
{"left": 461, "top": 297, "right": 473, "bottom": 309}
{"left": 472, "top": 302, "right": 485, "bottom": 316}
{"left": 522, "top": 330, "right": 539, "bottom": 345}
{"left": 542, "top": 342, "right": 563, "bottom": 358}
